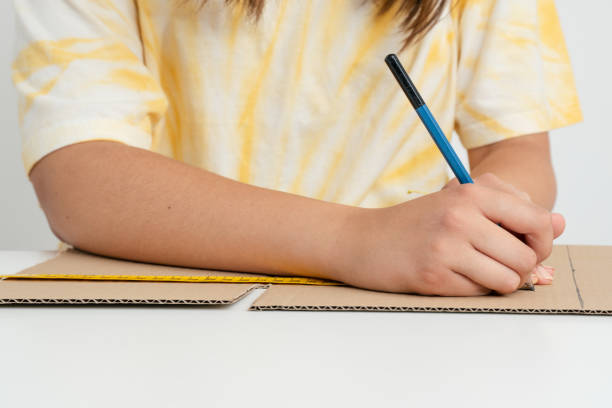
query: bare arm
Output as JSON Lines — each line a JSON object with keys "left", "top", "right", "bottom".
{"left": 31, "top": 140, "right": 559, "bottom": 295}
{"left": 467, "top": 132, "right": 556, "bottom": 210}
{"left": 30, "top": 141, "right": 360, "bottom": 279}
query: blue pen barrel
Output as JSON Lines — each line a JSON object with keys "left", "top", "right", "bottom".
{"left": 415, "top": 105, "right": 473, "bottom": 184}
{"left": 385, "top": 53, "right": 473, "bottom": 185}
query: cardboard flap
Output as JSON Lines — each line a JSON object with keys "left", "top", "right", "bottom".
{"left": 0, "top": 249, "right": 261, "bottom": 305}
{"left": 251, "top": 246, "right": 612, "bottom": 314}
{"left": 0, "top": 280, "right": 257, "bottom": 305}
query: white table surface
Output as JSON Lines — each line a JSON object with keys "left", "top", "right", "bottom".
{"left": 1, "top": 251, "right": 611, "bottom": 408}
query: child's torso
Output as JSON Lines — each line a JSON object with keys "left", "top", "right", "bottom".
{"left": 137, "top": 0, "right": 458, "bottom": 207}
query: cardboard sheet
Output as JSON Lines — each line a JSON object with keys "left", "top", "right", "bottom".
{"left": 251, "top": 245, "right": 611, "bottom": 314}
{"left": 0, "top": 250, "right": 261, "bottom": 305}
{"left": 1, "top": 246, "right": 610, "bottom": 314}
{"left": 0, "top": 280, "right": 257, "bottom": 305}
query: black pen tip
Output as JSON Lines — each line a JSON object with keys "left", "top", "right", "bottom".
{"left": 385, "top": 53, "right": 398, "bottom": 64}
{"left": 384, "top": 53, "right": 425, "bottom": 110}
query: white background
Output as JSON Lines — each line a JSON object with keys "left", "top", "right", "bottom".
{"left": 1, "top": 251, "right": 611, "bottom": 407}
{"left": 1, "top": 0, "right": 611, "bottom": 249}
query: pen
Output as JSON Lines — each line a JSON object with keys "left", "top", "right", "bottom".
{"left": 384, "top": 53, "right": 534, "bottom": 291}
{"left": 385, "top": 54, "right": 472, "bottom": 183}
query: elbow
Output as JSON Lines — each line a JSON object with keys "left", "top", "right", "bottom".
{"left": 30, "top": 157, "right": 84, "bottom": 248}
{"left": 28, "top": 142, "right": 110, "bottom": 251}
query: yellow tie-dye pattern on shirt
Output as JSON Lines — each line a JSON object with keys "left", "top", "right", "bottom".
{"left": 13, "top": 0, "right": 581, "bottom": 208}
{"left": 237, "top": 0, "right": 289, "bottom": 184}
{"left": 12, "top": 38, "right": 141, "bottom": 120}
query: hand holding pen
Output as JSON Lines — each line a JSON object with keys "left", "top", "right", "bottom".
{"left": 349, "top": 54, "right": 565, "bottom": 294}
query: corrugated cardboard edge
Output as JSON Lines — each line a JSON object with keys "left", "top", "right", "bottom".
{"left": 249, "top": 245, "right": 612, "bottom": 315}
{"left": 0, "top": 281, "right": 265, "bottom": 306}
{"left": 0, "top": 280, "right": 265, "bottom": 306}
{"left": 251, "top": 305, "right": 604, "bottom": 314}
{"left": 0, "top": 249, "right": 265, "bottom": 306}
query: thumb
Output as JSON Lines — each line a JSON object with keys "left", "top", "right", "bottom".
{"left": 552, "top": 213, "right": 565, "bottom": 239}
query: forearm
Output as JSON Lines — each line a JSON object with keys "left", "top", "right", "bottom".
{"left": 30, "top": 141, "right": 360, "bottom": 279}
{"left": 468, "top": 133, "right": 557, "bottom": 210}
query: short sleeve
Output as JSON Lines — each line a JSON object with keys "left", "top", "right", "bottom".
{"left": 453, "top": 0, "right": 582, "bottom": 149}
{"left": 12, "top": 0, "right": 168, "bottom": 173}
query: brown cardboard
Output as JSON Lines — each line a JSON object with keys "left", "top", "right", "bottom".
{"left": 0, "top": 249, "right": 262, "bottom": 305}
{"left": 251, "top": 245, "right": 611, "bottom": 314}
{"left": 1, "top": 246, "right": 610, "bottom": 314}
{"left": 565, "top": 245, "right": 612, "bottom": 311}
{"left": 0, "top": 280, "right": 257, "bottom": 305}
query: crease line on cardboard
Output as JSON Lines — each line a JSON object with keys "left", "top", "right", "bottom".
{"left": 236, "top": 284, "right": 269, "bottom": 306}
{"left": 566, "top": 245, "right": 584, "bottom": 309}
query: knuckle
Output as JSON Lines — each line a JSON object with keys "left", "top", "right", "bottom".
{"left": 479, "top": 172, "right": 498, "bottom": 183}
{"left": 508, "top": 184, "right": 530, "bottom": 201}
{"left": 440, "top": 207, "right": 464, "bottom": 231}
{"left": 455, "top": 183, "right": 478, "bottom": 200}
{"left": 420, "top": 266, "right": 445, "bottom": 293}
{"left": 520, "top": 191, "right": 531, "bottom": 202}
{"left": 536, "top": 207, "right": 552, "bottom": 228}
{"left": 429, "top": 236, "right": 447, "bottom": 257}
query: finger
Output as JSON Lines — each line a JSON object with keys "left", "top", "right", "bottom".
{"left": 472, "top": 186, "right": 554, "bottom": 263}
{"left": 541, "top": 263, "right": 555, "bottom": 276}
{"left": 423, "top": 270, "right": 490, "bottom": 296}
{"left": 474, "top": 173, "right": 531, "bottom": 202}
{"left": 534, "top": 264, "right": 554, "bottom": 285}
{"left": 552, "top": 213, "right": 565, "bottom": 239}
{"left": 468, "top": 215, "right": 537, "bottom": 285}
{"left": 451, "top": 244, "right": 522, "bottom": 294}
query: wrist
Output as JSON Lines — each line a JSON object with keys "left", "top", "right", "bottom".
{"left": 316, "top": 205, "right": 377, "bottom": 283}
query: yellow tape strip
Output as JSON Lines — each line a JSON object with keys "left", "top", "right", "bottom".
{"left": 0, "top": 274, "right": 343, "bottom": 286}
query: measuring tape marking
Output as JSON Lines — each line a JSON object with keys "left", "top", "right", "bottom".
{"left": 0, "top": 273, "right": 343, "bottom": 286}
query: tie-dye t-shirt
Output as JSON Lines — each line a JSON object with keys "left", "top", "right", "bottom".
{"left": 12, "top": 0, "right": 581, "bottom": 208}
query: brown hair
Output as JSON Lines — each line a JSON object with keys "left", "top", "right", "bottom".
{"left": 185, "top": 0, "right": 450, "bottom": 48}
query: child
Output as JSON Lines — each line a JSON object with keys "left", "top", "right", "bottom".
{"left": 12, "top": 0, "right": 580, "bottom": 295}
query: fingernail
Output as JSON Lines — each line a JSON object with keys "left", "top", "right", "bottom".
{"left": 530, "top": 273, "right": 538, "bottom": 284}
{"left": 541, "top": 264, "right": 555, "bottom": 275}
{"left": 537, "top": 265, "right": 553, "bottom": 281}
